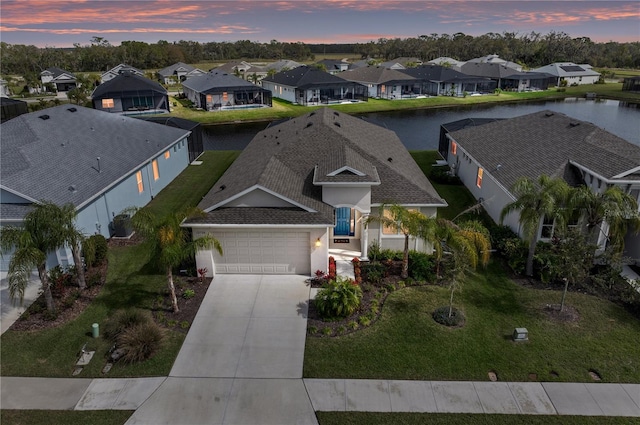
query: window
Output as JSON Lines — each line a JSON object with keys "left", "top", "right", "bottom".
{"left": 476, "top": 167, "right": 484, "bottom": 188}
{"left": 101, "top": 98, "right": 114, "bottom": 108}
{"left": 451, "top": 141, "right": 457, "bottom": 155}
{"left": 206, "top": 94, "right": 212, "bottom": 103}
{"left": 136, "top": 171, "right": 144, "bottom": 193}
{"left": 222, "top": 92, "right": 228, "bottom": 101}
{"left": 152, "top": 160, "right": 159, "bottom": 181}
{"left": 381, "top": 85, "right": 386, "bottom": 94}
{"left": 164, "top": 150, "right": 170, "bottom": 159}
{"left": 540, "top": 216, "right": 555, "bottom": 239}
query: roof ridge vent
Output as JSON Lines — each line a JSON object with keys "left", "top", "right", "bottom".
{"left": 67, "top": 107, "right": 77, "bottom": 112}
{"left": 39, "top": 114, "right": 50, "bottom": 120}
{"left": 305, "top": 122, "right": 313, "bottom": 128}
{"left": 334, "top": 122, "right": 341, "bottom": 127}
{"left": 569, "top": 122, "right": 580, "bottom": 127}
{"left": 544, "top": 112, "right": 554, "bottom": 117}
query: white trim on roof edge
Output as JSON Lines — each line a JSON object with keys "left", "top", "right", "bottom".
{"left": 204, "top": 184, "right": 317, "bottom": 213}
{"left": 185, "top": 223, "right": 330, "bottom": 228}
{"left": 327, "top": 166, "right": 366, "bottom": 177}
{"left": 612, "top": 165, "right": 640, "bottom": 180}
{"left": 0, "top": 186, "right": 40, "bottom": 204}
{"left": 570, "top": 161, "right": 640, "bottom": 186}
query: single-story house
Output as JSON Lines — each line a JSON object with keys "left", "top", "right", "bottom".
{"left": 426, "top": 57, "right": 465, "bottom": 71}
{"left": 214, "top": 60, "right": 255, "bottom": 76}
{"left": 1, "top": 97, "right": 28, "bottom": 123}
{"left": 315, "top": 59, "right": 350, "bottom": 74}
{"left": 400, "top": 65, "right": 495, "bottom": 96}
{"left": 531, "top": 63, "right": 600, "bottom": 86}
{"left": 182, "top": 71, "right": 272, "bottom": 110}
{"left": 460, "top": 62, "right": 551, "bottom": 92}
{"left": 340, "top": 66, "right": 419, "bottom": 99}
{"left": 91, "top": 71, "right": 170, "bottom": 114}
{"left": 465, "top": 54, "right": 522, "bottom": 71}
{"left": 40, "top": 67, "right": 77, "bottom": 92}
{"left": 261, "top": 66, "right": 368, "bottom": 105}
{"left": 101, "top": 64, "right": 145, "bottom": 84}
{"left": 0, "top": 105, "right": 191, "bottom": 271}
{"left": 184, "top": 108, "right": 446, "bottom": 277}
{"left": 157, "top": 62, "right": 207, "bottom": 85}
{"left": 440, "top": 110, "right": 640, "bottom": 260}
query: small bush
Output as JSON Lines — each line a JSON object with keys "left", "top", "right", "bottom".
{"left": 116, "top": 321, "right": 166, "bottom": 364}
{"left": 308, "top": 326, "right": 318, "bottom": 335}
{"left": 182, "top": 288, "right": 195, "bottom": 299}
{"left": 359, "top": 316, "right": 371, "bottom": 326}
{"left": 362, "top": 263, "right": 385, "bottom": 284}
{"left": 408, "top": 251, "right": 435, "bottom": 281}
{"left": 347, "top": 321, "right": 359, "bottom": 330}
{"left": 314, "top": 276, "right": 362, "bottom": 319}
{"left": 103, "top": 309, "right": 152, "bottom": 341}
{"left": 432, "top": 306, "right": 465, "bottom": 327}
{"left": 429, "top": 167, "right": 462, "bottom": 185}
{"left": 337, "top": 325, "right": 347, "bottom": 334}
{"left": 321, "top": 327, "right": 333, "bottom": 336}
{"left": 83, "top": 234, "right": 108, "bottom": 267}
{"left": 490, "top": 225, "right": 520, "bottom": 255}
{"left": 180, "top": 321, "right": 190, "bottom": 329}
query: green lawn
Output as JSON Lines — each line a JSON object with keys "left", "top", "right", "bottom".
{"left": 304, "top": 262, "right": 640, "bottom": 383}
{"left": 1, "top": 410, "right": 133, "bottom": 425}
{"left": 0, "top": 151, "right": 237, "bottom": 378}
{"left": 316, "top": 412, "right": 640, "bottom": 425}
{"left": 164, "top": 83, "right": 640, "bottom": 126}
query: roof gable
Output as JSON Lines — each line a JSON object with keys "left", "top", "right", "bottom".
{"left": 92, "top": 73, "right": 166, "bottom": 98}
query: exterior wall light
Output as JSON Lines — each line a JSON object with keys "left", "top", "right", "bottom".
{"left": 315, "top": 238, "right": 322, "bottom": 247}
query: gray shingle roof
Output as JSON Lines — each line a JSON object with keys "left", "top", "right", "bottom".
{"left": 448, "top": 110, "right": 640, "bottom": 192}
{"left": 42, "top": 67, "right": 75, "bottom": 78}
{"left": 182, "top": 71, "right": 261, "bottom": 93}
{"left": 340, "top": 66, "right": 417, "bottom": 85}
{"left": 1, "top": 105, "right": 189, "bottom": 217}
{"left": 261, "top": 66, "right": 353, "bottom": 88}
{"left": 193, "top": 108, "right": 445, "bottom": 226}
{"left": 157, "top": 62, "right": 196, "bottom": 77}
{"left": 92, "top": 73, "right": 166, "bottom": 98}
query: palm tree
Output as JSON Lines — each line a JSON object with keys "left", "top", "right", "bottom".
{"left": 500, "top": 175, "right": 571, "bottom": 276}
{"left": 58, "top": 203, "right": 87, "bottom": 290}
{"left": 568, "top": 185, "right": 640, "bottom": 253}
{"left": 130, "top": 207, "right": 222, "bottom": 313}
{"left": 365, "top": 204, "right": 435, "bottom": 279}
{"left": 438, "top": 220, "right": 491, "bottom": 317}
{"left": 0, "top": 202, "right": 74, "bottom": 312}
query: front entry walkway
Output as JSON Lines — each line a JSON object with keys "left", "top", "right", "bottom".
{"left": 125, "top": 275, "right": 318, "bottom": 424}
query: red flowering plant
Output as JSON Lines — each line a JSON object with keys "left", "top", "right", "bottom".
{"left": 351, "top": 257, "right": 362, "bottom": 285}
{"left": 197, "top": 268, "right": 208, "bottom": 284}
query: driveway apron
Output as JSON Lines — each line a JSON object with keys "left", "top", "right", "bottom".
{"left": 126, "top": 274, "right": 318, "bottom": 425}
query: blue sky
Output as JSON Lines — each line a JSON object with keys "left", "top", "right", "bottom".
{"left": 1, "top": 1, "right": 638, "bottom": 47}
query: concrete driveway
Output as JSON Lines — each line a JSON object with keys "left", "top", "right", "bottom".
{"left": 126, "top": 274, "right": 318, "bottom": 425}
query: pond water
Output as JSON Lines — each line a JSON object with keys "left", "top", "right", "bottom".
{"left": 202, "top": 98, "right": 640, "bottom": 151}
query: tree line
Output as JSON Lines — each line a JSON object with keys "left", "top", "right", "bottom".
{"left": 1, "top": 31, "right": 638, "bottom": 80}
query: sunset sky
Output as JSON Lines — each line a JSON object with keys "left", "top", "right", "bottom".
{"left": 1, "top": 1, "right": 638, "bottom": 47}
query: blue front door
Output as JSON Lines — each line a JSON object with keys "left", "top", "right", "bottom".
{"left": 334, "top": 207, "right": 352, "bottom": 236}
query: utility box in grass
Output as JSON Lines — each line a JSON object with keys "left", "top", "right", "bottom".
{"left": 513, "top": 327, "right": 529, "bottom": 341}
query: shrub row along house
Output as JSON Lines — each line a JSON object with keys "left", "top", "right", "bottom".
{"left": 0, "top": 105, "right": 192, "bottom": 271}
{"left": 439, "top": 110, "right": 640, "bottom": 261}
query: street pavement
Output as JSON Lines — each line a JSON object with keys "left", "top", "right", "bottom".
{"left": 1, "top": 274, "right": 639, "bottom": 423}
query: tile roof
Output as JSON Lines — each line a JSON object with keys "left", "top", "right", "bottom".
{"left": 1, "top": 105, "right": 189, "bottom": 216}
{"left": 448, "top": 110, "right": 640, "bottom": 192}
{"left": 194, "top": 108, "right": 445, "bottom": 226}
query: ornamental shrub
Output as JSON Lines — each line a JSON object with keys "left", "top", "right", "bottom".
{"left": 408, "top": 250, "right": 435, "bottom": 282}
{"left": 83, "top": 234, "right": 108, "bottom": 267}
{"left": 103, "top": 308, "right": 152, "bottom": 342}
{"left": 116, "top": 321, "right": 166, "bottom": 364}
{"left": 314, "top": 276, "right": 362, "bottom": 319}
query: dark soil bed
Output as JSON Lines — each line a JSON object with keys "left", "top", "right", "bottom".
{"left": 152, "top": 276, "right": 212, "bottom": 334}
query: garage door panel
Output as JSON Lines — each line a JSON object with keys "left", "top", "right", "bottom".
{"left": 212, "top": 230, "right": 310, "bottom": 275}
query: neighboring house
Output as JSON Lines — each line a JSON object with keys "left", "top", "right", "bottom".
{"left": 340, "top": 66, "right": 419, "bottom": 99}
{"left": 426, "top": 57, "right": 465, "bottom": 71}
{"left": 0, "top": 105, "right": 191, "bottom": 271}
{"left": 184, "top": 108, "right": 446, "bottom": 276}
{"left": 440, "top": 110, "right": 640, "bottom": 260}
{"left": 157, "top": 62, "right": 206, "bottom": 85}
{"left": 40, "top": 67, "right": 77, "bottom": 92}
{"left": 466, "top": 54, "right": 522, "bottom": 71}
{"left": 390, "top": 57, "right": 423, "bottom": 67}
{"left": 400, "top": 65, "right": 495, "bottom": 96}
{"left": 0, "top": 97, "right": 28, "bottom": 123}
{"left": 91, "top": 72, "right": 170, "bottom": 114}
{"left": 182, "top": 71, "right": 272, "bottom": 110}
{"left": 0, "top": 79, "right": 10, "bottom": 97}
{"left": 531, "top": 62, "right": 601, "bottom": 86}
{"left": 622, "top": 76, "right": 640, "bottom": 93}
{"left": 260, "top": 60, "right": 303, "bottom": 78}
{"left": 314, "top": 59, "right": 350, "bottom": 74}
{"left": 136, "top": 116, "right": 204, "bottom": 163}
{"left": 100, "top": 63, "right": 145, "bottom": 84}
{"left": 261, "top": 66, "right": 368, "bottom": 105}
{"left": 460, "top": 62, "right": 551, "bottom": 92}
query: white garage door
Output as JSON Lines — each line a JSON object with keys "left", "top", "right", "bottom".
{"left": 212, "top": 230, "right": 310, "bottom": 275}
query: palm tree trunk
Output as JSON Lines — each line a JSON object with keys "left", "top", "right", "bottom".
{"left": 167, "top": 267, "right": 180, "bottom": 313}
{"left": 38, "top": 263, "right": 55, "bottom": 313}
{"left": 526, "top": 236, "right": 537, "bottom": 277}
{"left": 448, "top": 278, "right": 455, "bottom": 318}
{"left": 560, "top": 278, "right": 569, "bottom": 312}
{"left": 71, "top": 243, "right": 86, "bottom": 290}
{"left": 402, "top": 234, "right": 409, "bottom": 279}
